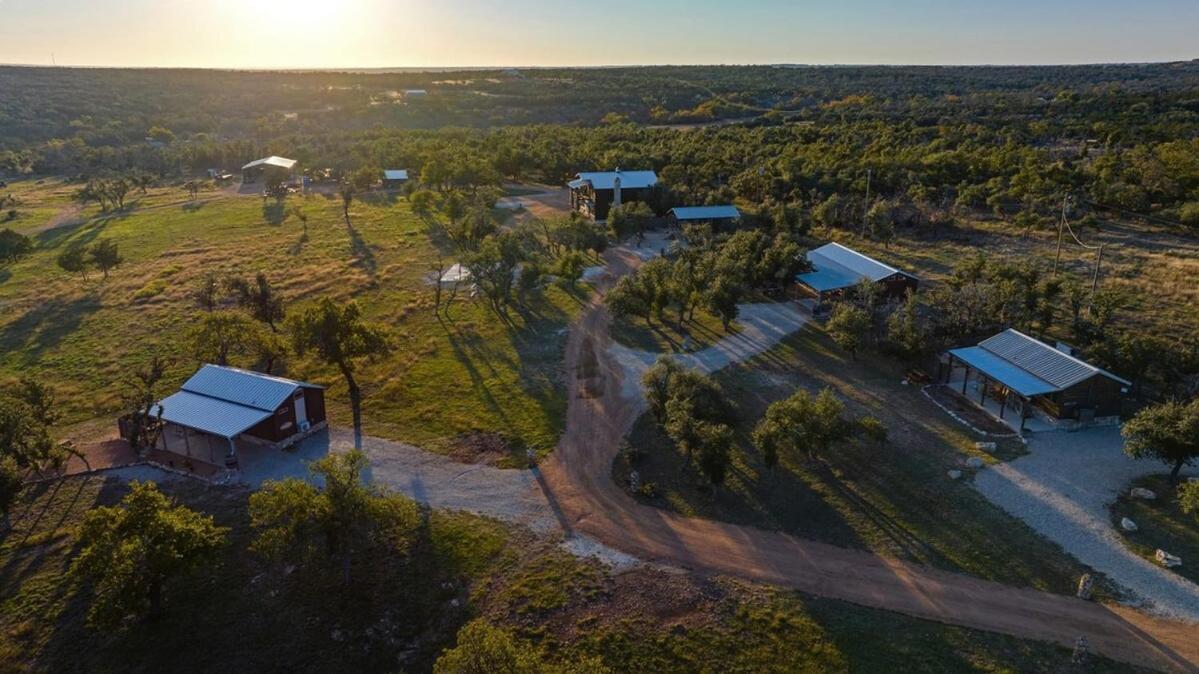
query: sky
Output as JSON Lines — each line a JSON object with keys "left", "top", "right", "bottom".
{"left": 0, "top": 0, "right": 1196, "bottom": 69}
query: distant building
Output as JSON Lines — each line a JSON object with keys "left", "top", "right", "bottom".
{"left": 383, "top": 169, "right": 410, "bottom": 189}
{"left": 241, "top": 156, "right": 298, "bottom": 185}
{"left": 667, "top": 205, "right": 741, "bottom": 231}
{"left": 943, "top": 329, "right": 1131, "bottom": 428}
{"left": 795, "top": 242, "right": 918, "bottom": 311}
{"left": 120, "top": 365, "right": 327, "bottom": 467}
{"left": 568, "top": 169, "right": 658, "bottom": 221}
{"left": 403, "top": 89, "right": 428, "bottom": 97}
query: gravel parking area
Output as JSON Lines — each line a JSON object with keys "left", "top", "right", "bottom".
{"left": 974, "top": 426, "right": 1199, "bottom": 622}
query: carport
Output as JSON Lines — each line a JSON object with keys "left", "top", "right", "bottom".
{"left": 151, "top": 389, "right": 273, "bottom": 466}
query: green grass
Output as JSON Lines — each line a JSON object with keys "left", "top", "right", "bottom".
{"left": 0, "top": 179, "right": 588, "bottom": 461}
{"left": 616, "top": 324, "right": 1101, "bottom": 596}
{"left": 609, "top": 309, "right": 737, "bottom": 354}
{"left": 1111, "top": 475, "right": 1199, "bottom": 585}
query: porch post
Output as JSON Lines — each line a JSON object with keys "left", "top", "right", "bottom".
{"left": 1020, "top": 398, "right": 1028, "bottom": 431}
{"left": 961, "top": 365, "right": 970, "bottom": 395}
{"left": 227, "top": 436, "right": 236, "bottom": 458}
{"left": 979, "top": 375, "right": 987, "bottom": 405}
{"left": 998, "top": 390, "right": 1007, "bottom": 419}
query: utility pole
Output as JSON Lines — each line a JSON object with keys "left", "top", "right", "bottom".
{"left": 860, "top": 168, "right": 872, "bottom": 237}
{"left": 1053, "top": 195, "right": 1068, "bottom": 277}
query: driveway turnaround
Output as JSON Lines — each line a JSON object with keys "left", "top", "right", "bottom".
{"left": 975, "top": 427, "right": 1199, "bottom": 622}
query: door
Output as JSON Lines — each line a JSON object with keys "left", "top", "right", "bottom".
{"left": 294, "top": 392, "right": 308, "bottom": 427}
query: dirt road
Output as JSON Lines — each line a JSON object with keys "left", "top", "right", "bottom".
{"left": 538, "top": 246, "right": 1199, "bottom": 671}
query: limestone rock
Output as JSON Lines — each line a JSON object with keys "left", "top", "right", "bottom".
{"left": 1120, "top": 517, "right": 1138, "bottom": 532}
{"left": 628, "top": 470, "right": 641, "bottom": 493}
{"left": 1076, "top": 573, "right": 1094, "bottom": 600}
{"left": 974, "top": 441, "right": 998, "bottom": 453}
{"left": 1130, "top": 487, "right": 1157, "bottom": 500}
{"left": 947, "top": 469, "right": 963, "bottom": 480}
{"left": 965, "top": 456, "right": 985, "bottom": 469}
{"left": 1155, "top": 549, "right": 1182, "bottom": 568}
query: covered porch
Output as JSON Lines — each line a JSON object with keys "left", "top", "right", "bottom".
{"left": 940, "top": 351, "right": 1057, "bottom": 433}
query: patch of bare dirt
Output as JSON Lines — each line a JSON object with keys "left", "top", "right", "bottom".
{"left": 446, "top": 431, "right": 517, "bottom": 467}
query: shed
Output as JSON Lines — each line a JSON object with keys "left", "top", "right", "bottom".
{"left": 667, "top": 205, "right": 741, "bottom": 231}
{"left": 795, "top": 242, "right": 918, "bottom": 310}
{"left": 242, "top": 156, "right": 298, "bottom": 184}
{"left": 943, "top": 329, "right": 1131, "bottom": 427}
{"left": 568, "top": 169, "right": 658, "bottom": 221}
{"left": 129, "top": 365, "right": 327, "bottom": 467}
{"left": 383, "top": 169, "right": 410, "bottom": 188}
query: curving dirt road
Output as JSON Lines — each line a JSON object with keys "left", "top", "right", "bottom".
{"left": 538, "top": 247, "right": 1199, "bottom": 672}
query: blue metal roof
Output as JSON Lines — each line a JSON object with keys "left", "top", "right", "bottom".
{"left": 573, "top": 170, "right": 658, "bottom": 190}
{"left": 383, "top": 169, "right": 409, "bottom": 181}
{"left": 181, "top": 364, "right": 319, "bottom": 413}
{"left": 151, "top": 391, "right": 272, "bottom": 439}
{"left": 669, "top": 205, "right": 741, "bottom": 221}
{"left": 949, "top": 346, "right": 1061, "bottom": 397}
{"left": 796, "top": 266, "right": 864, "bottom": 293}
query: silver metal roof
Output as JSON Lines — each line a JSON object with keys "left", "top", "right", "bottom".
{"left": 796, "top": 242, "right": 915, "bottom": 293}
{"left": 669, "top": 205, "right": 741, "bottom": 220}
{"left": 573, "top": 170, "right": 658, "bottom": 190}
{"left": 241, "top": 156, "right": 297, "bottom": 171}
{"left": 384, "top": 169, "right": 409, "bottom": 181}
{"left": 181, "top": 364, "right": 321, "bottom": 412}
{"left": 978, "top": 329, "right": 1131, "bottom": 390}
{"left": 151, "top": 391, "right": 272, "bottom": 439}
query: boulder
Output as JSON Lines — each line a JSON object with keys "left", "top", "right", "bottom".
{"left": 947, "top": 469, "right": 963, "bottom": 480}
{"left": 1130, "top": 487, "right": 1157, "bottom": 500}
{"left": 974, "top": 441, "right": 997, "bottom": 453}
{"left": 1076, "top": 573, "right": 1094, "bottom": 600}
{"left": 1155, "top": 549, "right": 1182, "bottom": 568}
{"left": 1120, "top": 517, "right": 1138, "bottom": 532}
{"left": 965, "top": 456, "right": 985, "bottom": 469}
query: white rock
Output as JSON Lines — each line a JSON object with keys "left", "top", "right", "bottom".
{"left": 1130, "top": 487, "right": 1157, "bottom": 500}
{"left": 975, "top": 441, "right": 997, "bottom": 453}
{"left": 947, "top": 469, "right": 963, "bottom": 480}
{"left": 1120, "top": 517, "right": 1138, "bottom": 532}
{"left": 900, "top": 379, "right": 909, "bottom": 386}
{"left": 965, "top": 457, "right": 985, "bottom": 469}
{"left": 1155, "top": 549, "right": 1182, "bottom": 568}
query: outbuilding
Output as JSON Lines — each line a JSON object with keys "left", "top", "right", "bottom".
{"left": 383, "top": 169, "right": 410, "bottom": 189}
{"left": 568, "top": 169, "right": 658, "bottom": 221}
{"left": 942, "top": 329, "right": 1130, "bottom": 429}
{"left": 667, "top": 205, "right": 741, "bottom": 231}
{"left": 795, "top": 242, "right": 918, "bottom": 311}
{"left": 123, "top": 365, "right": 327, "bottom": 467}
{"left": 241, "top": 156, "right": 298, "bottom": 185}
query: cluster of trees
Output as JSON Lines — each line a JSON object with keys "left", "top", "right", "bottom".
{"left": 74, "top": 174, "right": 153, "bottom": 211}
{"left": 641, "top": 358, "right": 737, "bottom": 487}
{"left": 0, "top": 227, "right": 33, "bottom": 263}
{"left": 57, "top": 238, "right": 123, "bottom": 279}
{"left": 0, "top": 378, "right": 69, "bottom": 516}
{"left": 608, "top": 227, "right": 809, "bottom": 331}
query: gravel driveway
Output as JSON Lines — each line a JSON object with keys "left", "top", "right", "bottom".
{"left": 974, "top": 426, "right": 1199, "bottom": 622}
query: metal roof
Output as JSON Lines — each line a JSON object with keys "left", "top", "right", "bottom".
{"left": 796, "top": 242, "right": 914, "bottom": 293}
{"left": 383, "top": 169, "right": 409, "bottom": 181}
{"left": 242, "top": 156, "right": 297, "bottom": 171}
{"left": 669, "top": 205, "right": 741, "bottom": 221}
{"left": 948, "top": 346, "right": 1061, "bottom": 397}
{"left": 151, "top": 391, "right": 272, "bottom": 439}
{"left": 978, "top": 329, "right": 1131, "bottom": 389}
{"left": 181, "top": 365, "right": 321, "bottom": 413}
{"left": 572, "top": 170, "right": 658, "bottom": 190}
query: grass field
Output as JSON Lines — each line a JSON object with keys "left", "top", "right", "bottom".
{"left": 1, "top": 473, "right": 1144, "bottom": 673}
{"left": 1111, "top": 475, "right": 1199, "bottom": 586}
{"left": 616, "top": 323, "right": 1105, "bottom": 596}
{"left": 0, "top": 178, "right": 587, "bottom": 461}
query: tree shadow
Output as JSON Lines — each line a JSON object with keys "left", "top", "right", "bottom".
{"left": 346, "top": 223, "right": 377, "bottom": 277}
{"left": 262, "top": 202, "right": 287, "bottom": 225}
{"left": 0, "top": 294, "right": 102, "bottom": 364}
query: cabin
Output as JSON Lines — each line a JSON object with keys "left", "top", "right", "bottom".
{"left": 795, "top": 242, "right": 919, "bottom": 312}
{"left": 383, "top": 169, "right": 410, "bottom": 189}
{"left": 942, "top": 329, "right": 1131, "bottom": 430}
{"left": 568, "top": 169, "right": 658, "bottom": 221}
{"left": 667, "top": 205, "right": 741, "bottom": 232}
{"left": 242, "top": 156, "right": 298, "bottom": 185}
{"left": 121, "top": 365, "right": 327, "bottom": 467}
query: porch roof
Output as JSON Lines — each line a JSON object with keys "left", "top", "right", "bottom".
{"left": 948, "top": 346, "right": 1060, "bottom": 397}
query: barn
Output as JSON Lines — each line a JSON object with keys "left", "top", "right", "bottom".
{"left": 127, "top": 365, "right": 327, "bottom": 467}
{"left": 795, "top": 242, "right": 919, "bottom": 312}
{"left": 241, "top": 156, "right": 298, "bottom": 185}
{"left": 943, "top": 329, "right": 1131, "bottom": 429}
{"left": 667, "top": 205, "right": 741, "bottom": 231}
{"left": 383, "top": 169, "right": 410, "bottom": 189}
{"left": 568, "top": 169, "right": 658, "bottom": 221}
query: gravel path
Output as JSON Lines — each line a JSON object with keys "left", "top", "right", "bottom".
{"left": 974, "top": 426, "right": 1199, "bottom": 622}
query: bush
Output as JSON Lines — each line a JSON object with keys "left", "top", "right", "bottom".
{"left": 1179, "top": 202, "right": 1199, "bottom": 228}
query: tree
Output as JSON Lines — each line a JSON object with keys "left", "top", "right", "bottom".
{"left": 434, "top": 620, "right": 541, "bottom": 674}
{"left": 0, "top": 394, "right": 58, "bottom": 471}
{"left": 0, "top": 456, "right": 20, "bottom": 521}
{"left": 695, "top": 421, "right": 734, "bottom": 487}
{"left": 410, "top": 189, "right": 437, "bottom": 215}
{"left": 9, "top": 376, "right": 61, "bottom": 428}
{"left": 607, "top": 274, "right": 654, "bottom": 325}
{"left": 826, "top": 302, "right": 870, "bottom": 359}
{"left": 859, "top": 416, "right": 888, "bottom": 449}
{"left": 188, "top": 310, "right": 281, "bottom": 371}
{"left": 339, "top": 182, "right": 355, "bottom": 225}
{"left": 0, "top": 228, "right": 32, "bottom": 263}
{"left": 703, "top": 274, "right": 741, "bottom": 331}
{"left": 752, "top": 388, "right": 851, "bottom": 461}
{"left": 249, "top": 450, "right": 420, "bottom": 584}
{"left": 72, "top": 481, "right": 226, "bottom": 630}
{"left": 464, "top": 231, "right": 529, "bottom": 316}
{"left": 1122, "top": 398, "right": 1199, "bottom": 484}
{"left": 554, "top": 250, "right": 587, "bottom": 289}
{"left": 642, "top": 357, "right": 684, "bottom": 425}
{"left": 288, "top": 299, "right": 391, "bottom": 446}
{"left": 122, "top": 356, "right": 167, "bottom": 451}
{"left": 226, "top": 272, "right": 285, "bottom": 330}
{"left": 607, "top": 202, "right": 655, "bottom": 241}
{"left": 885, "top": 291, "right": 928, "bottom": 363}
{"left": 57, "top": 241, "right": 89, "bottom": 278}
{"left": 89, "top": 239, "right": 122, "bottom": 279}
{"left": 1180, "top": 482, "right": 1199, "bottom": 522}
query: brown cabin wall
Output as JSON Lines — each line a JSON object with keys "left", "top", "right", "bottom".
{"left": 1048, "top": 375, "right": 1125, "bottom": 419}
{"left": 880, "top": 273, "right": 919, "bottom": 301}
{"left": 243, "top": 387, "right": 327, "bottom": 443}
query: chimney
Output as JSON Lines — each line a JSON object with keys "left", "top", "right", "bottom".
{"left": 612, "top": 168, "right": 622, "bottom": 209}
